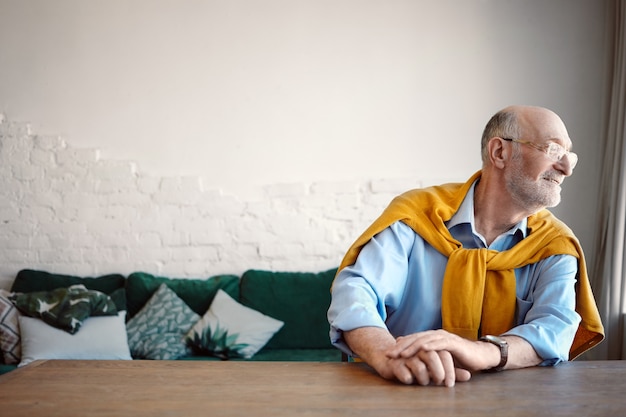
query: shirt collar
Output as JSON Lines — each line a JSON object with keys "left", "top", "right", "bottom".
{"left": 446, "top": 180, "right": 528, "bottom": 239}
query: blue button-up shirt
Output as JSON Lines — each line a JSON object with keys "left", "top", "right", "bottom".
{"left": 328, "top": 182, "right": 581, "bottom": 365}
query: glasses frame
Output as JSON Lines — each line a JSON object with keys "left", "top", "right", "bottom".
{"left": 500, "top": 137, "right": 578, "bottom": 169}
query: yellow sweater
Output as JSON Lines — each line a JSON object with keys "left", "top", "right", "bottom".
{"left": 337, "top": 171, "right": 604, "bottom": 359}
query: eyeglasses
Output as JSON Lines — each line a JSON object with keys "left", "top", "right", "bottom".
{"left": 501, "top": 138, "right": 578, "bottom": 169}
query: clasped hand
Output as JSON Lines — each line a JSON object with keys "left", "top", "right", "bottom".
{"left": 377, "top": 330, "right": 491, "bottom": 387}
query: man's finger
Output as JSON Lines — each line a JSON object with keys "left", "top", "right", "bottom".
{"left": 455, "top": 368, "right": 472, "bottom": 382}
{"left": 405, "top": 356, "right": 431, "bottom": 386}
{"left": 435, "top": 350, "right": 456, "bottom": 387}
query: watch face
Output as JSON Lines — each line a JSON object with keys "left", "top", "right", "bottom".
{"left": 484, "top": 335, "right": 507, "bottom": 346}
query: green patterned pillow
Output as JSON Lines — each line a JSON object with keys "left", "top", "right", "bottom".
{"left": 11, "top": 285, "right": 118, "bottom": 334}
{"left": 126, "top": 284, "right": 200, "bottom": 360}
{"left": 185, "top": 289, "right": 284, "bottom": 359}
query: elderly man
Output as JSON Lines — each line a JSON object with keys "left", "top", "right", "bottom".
{"left": 327, "top": 105, "right": 604, "bottom": 387}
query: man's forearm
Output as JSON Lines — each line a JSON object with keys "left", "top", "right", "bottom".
{"left": 500, "top": 335, "right": 543, "bottom": 370}
{"left": 343, "top": 327, "right": 396, "bottom": 365}
{"left": 343, "top": 326, "right": 417, "bottom": 383}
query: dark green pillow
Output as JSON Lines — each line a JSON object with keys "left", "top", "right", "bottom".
{"left": 125, "top": 272, "right": 240, "bottom": 319}
{"left": 239, "top": 268, "right": 337, "bottom": 350}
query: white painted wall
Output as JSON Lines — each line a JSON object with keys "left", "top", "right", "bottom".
{"left": 0, "top": 0, "right": 609, "bottom": 287}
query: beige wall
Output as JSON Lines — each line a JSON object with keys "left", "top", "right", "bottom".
{"left": 0, "top": 0, "right": 610, "bottom": 280}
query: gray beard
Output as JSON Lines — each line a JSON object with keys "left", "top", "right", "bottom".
{"left": 506, "top": 167, "right": 562, "bottom": 211}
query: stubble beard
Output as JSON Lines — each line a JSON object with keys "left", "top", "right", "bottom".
{"left": 506, "top": 162, "right": 562, "bottom": 211}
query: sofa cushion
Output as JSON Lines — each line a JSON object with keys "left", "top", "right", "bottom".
{"left": 107, "top": 288, "right": 127, "bottom": 312}
{"left": 251, "top": 348, "right": 342, "bottom": 362}
{"left": 11, "top": 269, "right": 126, "bottom": 295}
{"left": 126, "top": 272, "right": 240, "bottom": 319}
{"left": 177, "top": 349, "right": 341, "bottom": 362}
{"left": 239, "top": 268, "right": 337, "bottom": 349}
{"left": 0, "top": 364, "right": 15, "bottom": 375}
{"left": 126, "top": 284, "right": 200, "bottom": 360}
{"left": 186, "top": 289, "right": 284, "bottom": 359}
{"left": 18, "top": 311, "right": 132, "bottom": 367}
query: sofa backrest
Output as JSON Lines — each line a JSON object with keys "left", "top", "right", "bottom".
{"left": 239, "top": 268, "right": 337, "bottom": 350}
{"left": 11, "top": 269, "right": 126, "bottom": 294}
{"left": 125, "top": 272, "right": 240, "bottom": 319}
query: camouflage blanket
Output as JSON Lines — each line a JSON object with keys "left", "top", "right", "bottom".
{"left": 11, "top": 284, "right": 118, "bottom": 334}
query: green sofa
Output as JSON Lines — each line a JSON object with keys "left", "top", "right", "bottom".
{"left": 0, "top": 268, "right": 341, "bottom": 375}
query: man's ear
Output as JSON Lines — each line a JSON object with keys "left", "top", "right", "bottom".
{"left": 488, "top": 137, "right": 508, "bottom": 169}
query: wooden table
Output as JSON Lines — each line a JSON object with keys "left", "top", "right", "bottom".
{"left": 0, "top": 360, "right": 625, "bottom": 416}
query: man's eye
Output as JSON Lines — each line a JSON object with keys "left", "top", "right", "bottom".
{"left": 548, "top": 144, "right": 564, "bottom": 156}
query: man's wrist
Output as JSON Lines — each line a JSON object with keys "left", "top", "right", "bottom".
{"left": 479, "top": 340, "right": 502, "bottom": 369}
{"left": 479, "top": 335, "right": 509, "bottom": 372}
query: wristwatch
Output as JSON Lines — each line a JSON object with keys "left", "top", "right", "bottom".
{"left": 479, "top": 335, "right": 508, "bottom": 372}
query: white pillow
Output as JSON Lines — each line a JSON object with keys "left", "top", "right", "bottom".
{"left": 18, "top": 311, "right": 132, "bottom": 367}
{"left": 185, "top": 289, "right": 284, "bottom": 359}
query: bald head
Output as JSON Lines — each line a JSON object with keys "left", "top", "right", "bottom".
{"left": 480, "top": 105, "right": 570, "bottom": 164}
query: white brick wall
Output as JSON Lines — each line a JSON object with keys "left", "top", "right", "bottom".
{"left": 0, "top": 115, "right": 421, "bottom": 289}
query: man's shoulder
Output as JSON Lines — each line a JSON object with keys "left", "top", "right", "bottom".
{"left": 529, "top": 209, "right": 576, "bottom": 238}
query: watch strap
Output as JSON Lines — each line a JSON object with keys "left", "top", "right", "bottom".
{"left": 480, "top": 335, "right": 508, "bottom": 372}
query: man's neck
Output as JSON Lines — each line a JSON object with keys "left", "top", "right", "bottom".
{"left": 472, "top": 177, "right": 532, "bottom": 246}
